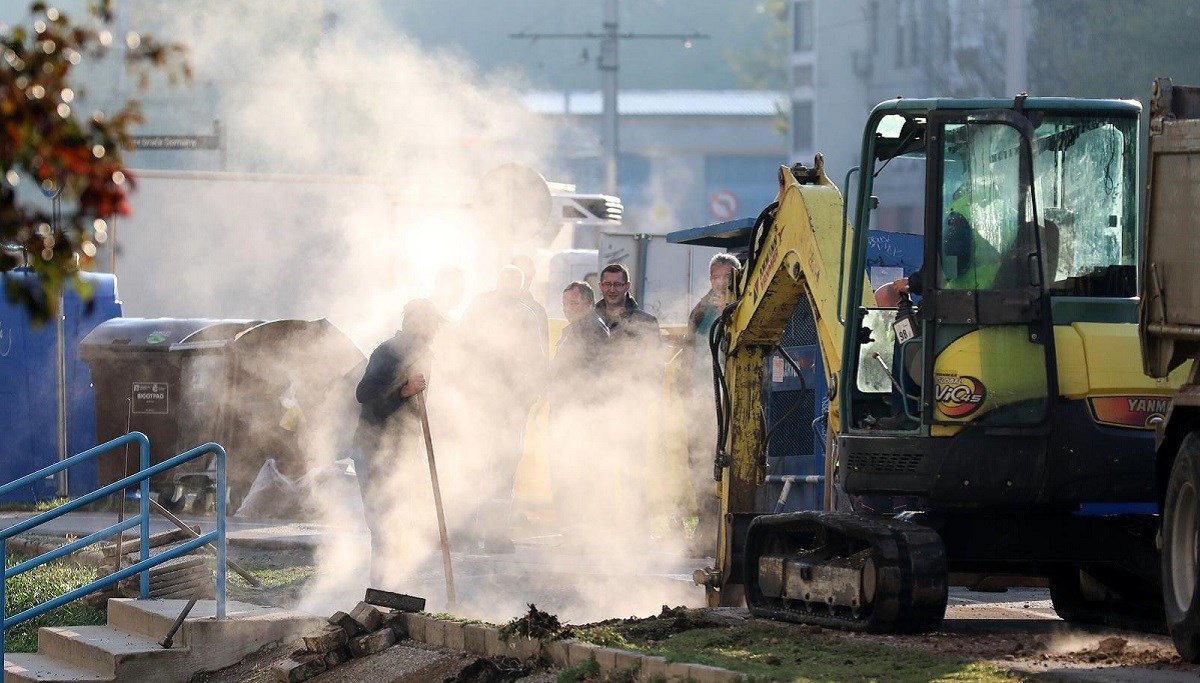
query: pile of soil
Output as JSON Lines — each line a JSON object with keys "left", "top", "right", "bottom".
{"left": 574, "top": 604, "right": 720, "bottom": 644}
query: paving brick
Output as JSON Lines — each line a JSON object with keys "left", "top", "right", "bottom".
{"left": 349, "top": 627, "right": 397, "bottom": 657}
{"left": 363, "top": 588, "right": 426, "bottom": 612}
{"left": 512, "top": 636, "right": 541, "bottom": 661}
{"left": 302, "top": 624, "right": 348, "bottom": 654}
{"left": 463, "top": 624, "right": 490, "bottom": 655}
{"left": 444, "top": 621, "right": 466, "bottom": 651}
{"left": 403, "top": 613, "right": 426, "bottom": 641}
{"left": 323, "top": 646, "right": 352, "bottom": 669}
{"left": 542, "top": 639, "right": 571, "bottom": 666}
{"left": 688, "top": 663, "right": 744, "bottom": 682}
{"left": 328, "top": 610, "right": 365, "bottom": 639}
{"left": 424, "top": 618, "right": 447, "bottom": 647}
{"left": 593, "top": 647, "right": 620, "bottom": 674}
{"left": 567, "top": 641, "right": 597, "bottom": 666}
{"left": 382, "top": 610, "right": 409, "bottom": 638}
{"left": 637, "top": 656, "right": 669, "bottom": 682}
{"left": 612, "top": 649, "right": 641, "bottom": 674}
{"left": 348, "top": 601, "right": 384, "bottom": 632}
{"left": 666, "top": 662, "right": 694, "bottom": 681}
{"left": 271, "top": 653, "right": 326, "bottom": 682}
{"left": 483, "top": 628, "right": 505, "bottom": 657}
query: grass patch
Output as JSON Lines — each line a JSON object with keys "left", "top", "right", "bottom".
{"left": 4, "top": 555, "right": 107, "bottom": 653}
{"left": 428, "top": 612, "right": 488, "bottom": 626}
{"left": 227, "top": 562, "right": 316, "bottom": 603}
{"left": 575, "top": 622, "right": 1030, "bottom": 683}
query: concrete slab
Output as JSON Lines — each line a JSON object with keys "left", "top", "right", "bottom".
{"left": 107, "top": 598, "right": 322, "bottom": 650}
{"left": 3, "top": 654, "right": 114, "bottom": 683}
{"left": 37, "top": 625, "right": 187, "bottom": 677}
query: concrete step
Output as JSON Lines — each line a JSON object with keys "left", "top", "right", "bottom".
{"left": 3, "top": 653, "right": 114, "bottom": 683}
{"left": 37, "top": 625, "right": 189, "bottom": 679}
{"left": 5, "top": 599, "right": 326, "bottom": 683}
{"left": 107, "top": 598, "right": 326, "bottom": 677}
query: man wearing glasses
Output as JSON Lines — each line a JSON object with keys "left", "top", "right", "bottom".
{"left": 595, "top": 263, "right": 661, "bottom": 545}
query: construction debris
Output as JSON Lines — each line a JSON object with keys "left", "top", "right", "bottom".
{"left": 101, "top": 525, "right": 201, "bottom": 558}
{"left": 86, "top": 532, "right": 215, "bottom": 607}
{"left": 272, "top": 652, "right": 327, "bottom": 683}
{"left": 348, "top": 600, "right": 384, "bottom": 631}
{"left": 328, "top": 610, "right": 366, "bottom": 638}
{"left": 364, "top": 587, "right": 427, "bottom": 613}
{"left": 270, "top": 590, "right": 426, "bottom": 683}
{"left": 497, "top": 604, "right": 563, "bottom": 641}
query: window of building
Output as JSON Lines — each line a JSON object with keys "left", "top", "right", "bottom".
{"left": 792, "top": 0, "right": 813, "bottom": 53}
{"left": 792, "top": 100, "right": 813, "bottom": 152}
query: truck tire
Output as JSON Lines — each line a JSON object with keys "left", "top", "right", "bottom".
{"left": 1162, "top": 432, "right": 1200, "bottom": 662}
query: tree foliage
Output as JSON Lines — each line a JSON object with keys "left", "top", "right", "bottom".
{"left": 0, "top": 0, "right": 187, "bottom": 322}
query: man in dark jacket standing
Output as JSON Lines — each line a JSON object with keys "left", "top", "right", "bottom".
{"left": 596, "top": 263, "right": 660, "bottom": 361}
{"left": 595, "top": 263, "right": 661, "bottom": 542}
{"left": 353, "top": 298, "right": 441, "bottom": 586}
{"left": 549, "top": 281, "right": 609, "bottom": 534}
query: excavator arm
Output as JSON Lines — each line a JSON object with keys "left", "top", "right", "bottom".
{"left": 709, "top": 156, "right": 873, "bottom": 604}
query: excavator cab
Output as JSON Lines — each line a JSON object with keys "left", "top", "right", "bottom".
{"left": 840, "top": 102, "right": 1143, "bottom": 507}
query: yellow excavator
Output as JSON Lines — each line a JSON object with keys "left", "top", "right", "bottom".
{"left": 695, "top": 93, "right": 1197, "bottom": 655}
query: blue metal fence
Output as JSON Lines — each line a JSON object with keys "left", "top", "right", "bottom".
{"left": 0, "top": 431, "right": 227, "bottom": 661}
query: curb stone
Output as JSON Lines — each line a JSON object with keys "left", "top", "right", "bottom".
{"left": 400, "top": 614, "right": 748, "bottom": 682}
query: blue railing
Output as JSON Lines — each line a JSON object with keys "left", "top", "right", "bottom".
{"left": 0, "top": 432, "right": 227, "bottom": 659}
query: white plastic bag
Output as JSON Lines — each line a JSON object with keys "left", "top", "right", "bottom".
{"left": 234, "top": 458, "right": 298, "bottom": 518}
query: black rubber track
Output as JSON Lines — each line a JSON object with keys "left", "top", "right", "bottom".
{"left": 743, "top": 511, "right": 948, "bottom": 633}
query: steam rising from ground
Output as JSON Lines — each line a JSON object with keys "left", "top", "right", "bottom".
{"left": 119, "top": 2, "right": 707, "bottom": 623}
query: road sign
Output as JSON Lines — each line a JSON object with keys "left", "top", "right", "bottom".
{"left": 709, "top": 189, "right": 739, "bottom": 221}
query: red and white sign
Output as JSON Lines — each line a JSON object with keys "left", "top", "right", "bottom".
{"left": 708, "top": 189, "right": 739, "bottom": 221}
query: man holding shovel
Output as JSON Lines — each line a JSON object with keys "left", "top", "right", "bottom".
{"left": 353, "top": 298, "right": 442, "bottom": 587}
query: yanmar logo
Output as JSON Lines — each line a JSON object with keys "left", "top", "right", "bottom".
{"left": 1126, "top": 397, "right": 1170, "bottom": 414}
{"left": 1089, "top": 395, "right": 1170, "bottom": 430}
{"left": 935, "top": 373, "right": 987, "bottom": 418}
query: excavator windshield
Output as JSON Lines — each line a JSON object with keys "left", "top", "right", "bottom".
{"left": 935, "top": 113, "right": 1137, "bottom": 296}
{"left": 1030, "top": 115, "right": 1138, "bottom": 296}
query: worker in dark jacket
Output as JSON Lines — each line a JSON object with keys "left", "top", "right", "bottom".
{"left": 549, "top": 281, "right": 609, "bottom": 403}
{"left": 594, "top": 263, "right": 662, "bottom": 543}
{"left": 353, "top": 298, "right": 441, "bottom": 586}
{"left": 549, "top": 281, "right": 610, "bottom": 535}
{"left": 596, "top": 263, "right": 660, "bottom": 366}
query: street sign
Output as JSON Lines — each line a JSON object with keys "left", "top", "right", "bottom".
{"left": 709, "top": 189, "right": 739, "bottom": 222}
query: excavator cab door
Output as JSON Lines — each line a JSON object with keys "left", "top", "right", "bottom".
{"left": 918, "top": 110, "right": 1055, "bottom": 428}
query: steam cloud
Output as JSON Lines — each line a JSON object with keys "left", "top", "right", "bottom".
{"left": 106, "top": 1, "right": 705, "bottom": 624}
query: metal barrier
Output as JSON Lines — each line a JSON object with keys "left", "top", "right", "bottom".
{"left": 0, "top": 432, "right": 227, "bottom": 661}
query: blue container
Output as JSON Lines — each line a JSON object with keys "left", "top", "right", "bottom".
{"left": 0, "top": 270, "right": 122, "bottom": 502}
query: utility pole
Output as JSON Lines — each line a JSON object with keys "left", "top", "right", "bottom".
{"left": 600, "top": 0, "right": 618, "bottom": 197}
{"left": 512, "top": 0, "right": 707, "bottom": 197}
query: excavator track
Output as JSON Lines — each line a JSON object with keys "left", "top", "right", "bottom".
{"left": 743, "top": 512, "right": 948, "bottom": 633}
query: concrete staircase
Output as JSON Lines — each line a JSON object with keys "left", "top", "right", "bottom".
{"left": 4, "top": 598, "right": 325, "bottom": 683}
